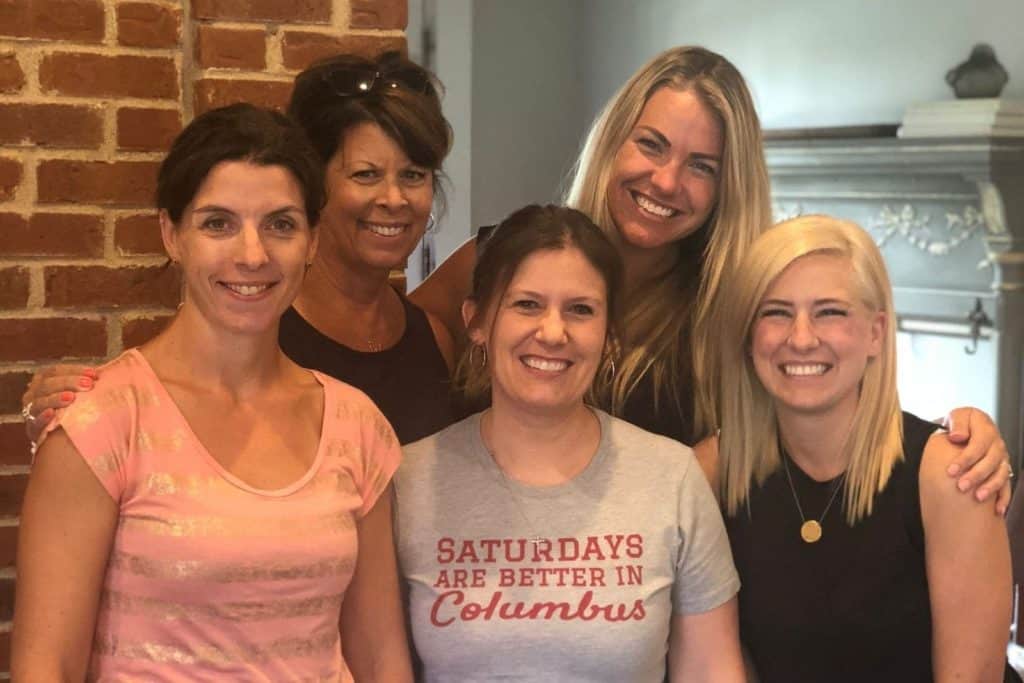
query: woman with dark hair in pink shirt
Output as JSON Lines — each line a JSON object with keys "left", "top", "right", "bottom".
{"left": 12, "top": 104, "right": 412, "bottom": 681}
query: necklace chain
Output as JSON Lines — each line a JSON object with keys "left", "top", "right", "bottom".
{"left": 481, "top": 421, "right": 545, "bottom": 548}
{"left": 780, "top": 453, "right": 846, "bottom": 544}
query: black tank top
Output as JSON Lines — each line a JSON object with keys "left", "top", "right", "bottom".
{"left": 619, "top": 371, "right": 696, "bottom": 445}
{"left": 726, "top": 412, "right": 938, "bottom": 682}
{"left": 278, "top": 295, "right": 454, "bottom": 445}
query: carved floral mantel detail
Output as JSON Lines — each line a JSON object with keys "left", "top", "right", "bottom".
{"left": 870, "top": 204, "right": 987, "bottom": 258}
{"left": 772, "top": 203, "right": 804, "bottom": 223}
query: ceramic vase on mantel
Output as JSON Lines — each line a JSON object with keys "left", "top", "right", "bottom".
{"left": 946, "top": 43, "right": 1009, "bottom": 99}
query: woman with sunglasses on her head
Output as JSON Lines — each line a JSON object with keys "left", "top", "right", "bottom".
{"left": 408, "top": 45, "right": 1013, "bottom": 506}
{"left": 282, "top": 51, "right": 456, "bottom": 444}
{"left": 12, "top": 104, "right": 412, "bottom": 680}
{"left": 22, "top": 51, "right": 456, "bottom": 448}
{"left": 395, "top": 205, "right": 744, "bottom": 682}
{"left": 702, "top": 215, "right": 1014, "bottom": 682}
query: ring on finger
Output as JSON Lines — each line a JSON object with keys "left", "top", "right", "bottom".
{"left": 21, "top": 401, "right": 35, "bottom": 424}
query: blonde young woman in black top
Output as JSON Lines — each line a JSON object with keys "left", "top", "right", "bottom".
{"left": 702, "top": 215, "right": 1013, "bottom": 682}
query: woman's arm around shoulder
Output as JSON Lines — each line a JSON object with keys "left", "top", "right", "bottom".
{"left": 920, "top": 433, "right": 1012, "bottom": 682}
{"left": 340, "top": 484, "right": 414, "bottom": 682}
{"left": 668, "top": 597, "right": 745, "bottom": 682}
{"left": 408, "top": 236, "right": 477, "bottom": 343}
{"left": 12, "top": 429, "right": 119, "bottom": 681}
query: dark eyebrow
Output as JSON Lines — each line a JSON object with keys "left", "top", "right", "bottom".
{"left": 193, "top": 205, "right": 235, "bottom": 215}
{"left": 266, "top": 206, "right": 306, "bottom": 217}
{"left": 506, "top": 289, "right": 603, "bottom": 304}
{"left": 193, "top": 205, "right": 305, "bottom": 216}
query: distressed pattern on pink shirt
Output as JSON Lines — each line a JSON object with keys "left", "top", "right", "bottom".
{"left": 46, "top": 349, "right": 400, "bottom": 682}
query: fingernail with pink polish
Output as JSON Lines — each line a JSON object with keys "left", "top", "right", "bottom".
{"left": 79, "top": 376, "right": 94, "bottom": 389}
{"left": 60, "top": 391, "right": 74, "bottom": 403}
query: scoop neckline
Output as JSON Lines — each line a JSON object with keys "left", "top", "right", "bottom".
{"left": 126, "top": 348, "right": 331, "bottom": 497}
{"left": 285, "top": 290, "right": 411, "bottom": 357}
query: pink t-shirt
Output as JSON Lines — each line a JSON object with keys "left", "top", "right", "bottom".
{"left": 44, "top": 349, "right": 401, "bottom": 681}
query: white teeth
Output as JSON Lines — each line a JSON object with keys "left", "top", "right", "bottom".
{"left": 634, "top": 193, "right": 675, "bottom": 217}
{"left": 225, "top": 283, "right": 270, "bottom": 296}
{"left": 782, "top": 363, "right": 828, "bottom": 376}
{"left": 523, "top": 357, "right": 569, "bottom": 372}
{"left": 367, "top": 224, "right": 404, "bottom": 236}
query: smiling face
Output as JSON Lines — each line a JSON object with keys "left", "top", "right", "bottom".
{"left": 750, "top": 253, "right": 885, "bottom": 422}
{"left": 606, "top": 87, "right": 722, "bottom": 267}
{"left": 468, "top": 247, "right": 608, "bottom": 419}
{"left": 318, "top": 121, "right": 433, "bottom": 273}
{"left": 162, "top": 160, "right": 316, "bottom": 336}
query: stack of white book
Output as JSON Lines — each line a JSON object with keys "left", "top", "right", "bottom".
{"left": 898, "top": 99, "right": 1024, "bottom": 138}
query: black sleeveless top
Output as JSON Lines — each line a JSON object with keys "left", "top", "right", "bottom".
{"left": 278, "top": 295, "right": 454, "bottom": 445}
{"left": 726, "top": 412, "right": 938, "bottom": 682}
{"left": 620, "top": 371, "right": 696, "bottom": 445}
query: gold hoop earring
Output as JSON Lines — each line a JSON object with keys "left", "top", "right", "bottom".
{"left": 471, "top": 343, "right": 487, "bottom": 369}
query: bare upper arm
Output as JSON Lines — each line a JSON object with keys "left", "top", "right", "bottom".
{"left": 919, "top": 434, "right": 1011, "bottom": 682}
{"left": 668, "top": 598, "right": 745, "bottom": 682}
{"left": 408, "top": 236, "right": 477, "bottom": 343}
{"left": 425, "top": 311, "right": 456, "bottom": 373}
{"left": 341, "top": 485, "right": 413, "bottom": 681}
{"left": 12, "top": 429, "right": 119, "bottom": 680}
{"left": 693, "top": 435, "right": 720, "bottom": 499}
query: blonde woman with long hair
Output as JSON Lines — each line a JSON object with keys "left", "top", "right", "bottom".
{"left": 408, "top": 45, "right": 1012, "bottom": 505}
{"left": 700, "top": 215, "right": 1014, "bottom": 682}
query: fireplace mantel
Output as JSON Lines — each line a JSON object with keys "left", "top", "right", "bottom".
{"left": 765, "top": 132, "right": 1024, "bottom": 460}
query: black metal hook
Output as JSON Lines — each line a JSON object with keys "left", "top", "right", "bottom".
{"left": 964, "top": 298, "right": 992, "bottom": 355}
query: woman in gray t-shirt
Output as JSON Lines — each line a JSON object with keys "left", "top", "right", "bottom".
{"left": 395, "top": 205, "right": 744, "bottom": 682}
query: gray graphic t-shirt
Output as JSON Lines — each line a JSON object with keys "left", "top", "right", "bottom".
{"left": 395, "top": 410, "right": 739, "bottom": 682}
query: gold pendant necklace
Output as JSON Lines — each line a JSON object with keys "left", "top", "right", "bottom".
{"left": 780, "top": 454, "right": 846, "bottom": 544}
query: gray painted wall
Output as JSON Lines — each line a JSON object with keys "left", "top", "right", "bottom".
{"left": 470, "top": 0, "right": 585, "bottom": 229}
{"left": 579, "top": 0, "right": 1024, "bottom": 128}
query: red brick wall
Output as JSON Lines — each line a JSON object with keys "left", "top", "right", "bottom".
{"left": 0, "top": 0, "right": 406, "bottom": 670}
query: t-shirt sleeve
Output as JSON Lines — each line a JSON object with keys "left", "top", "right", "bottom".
{"left": 38, "top": 382, "right": 133, "bottom": 503}
{"left": 354, "top": 400, "right": 402, "bottom": 518}
{"left": 671, "top": 454, "right": 740, "bottom": 615}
